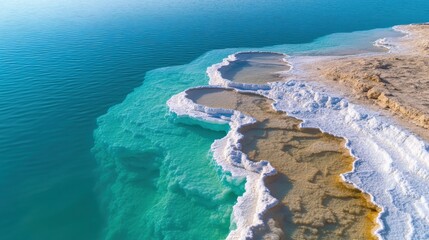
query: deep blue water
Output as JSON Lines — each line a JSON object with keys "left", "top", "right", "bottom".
{"left": 1, "top": 0, "right": 428, "bottom": 239}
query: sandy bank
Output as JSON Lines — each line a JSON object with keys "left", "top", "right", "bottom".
{"left": 285, "top": 23, "right": 429, "bottom": 141}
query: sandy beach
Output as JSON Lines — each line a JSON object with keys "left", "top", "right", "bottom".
{"left": 286, "top": 23, "right": 429, "bottom": 141}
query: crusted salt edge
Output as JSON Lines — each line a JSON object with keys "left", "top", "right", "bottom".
{"left": 372, "top": 24, "right": 418, "bottom": 53}
{"left": 271, "top": 26, "right": 429, "bottom": 239}
{"left": 263, "top": 80, "right": 429, "bottom": 240}
{"left": 207, "top": 47, "right": 429, "bottom": 238}
{"left": 373, "top": 38, "right": 394, "bottom": 52}
{"left": 388, "top": 23, "right": 429, "bottom": 54}
{"left": 168, "top": 29, "right": 429, "bottom": 238}
{"left": 167, "top": 86, "right": 280, "bottom": 240}
{"left": 372, "top": 27, "right": 404, "bottom": 53}
{"left": 387, "top": 25, "right": 413, "bottom": 54}
{"left": 207, "top": 51, "right": 292, "bottom": 90}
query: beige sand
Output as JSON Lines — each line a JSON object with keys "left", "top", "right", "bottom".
{"left": 188, "top": 88, "right": 380, "bottom": 240}
{"left": 286, "top": 24, "right": 429, "bottom": 141}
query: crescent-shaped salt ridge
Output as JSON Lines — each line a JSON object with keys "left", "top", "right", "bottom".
{"left": 167, "top": 27, "right": 429, "bottom": 239}
{"left": 390, "top": 23, "right": 429, "bottom": 54}
{"left": 372, "top": 26, "right": 404, "bottom": 53}
{"left": 207, "top": 51, "right": 292, "bottom": 90}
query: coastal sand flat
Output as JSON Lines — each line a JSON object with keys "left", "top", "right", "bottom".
{"left": 187, "top": 88, "right": 379, "bottom": 240}
{"left": 285, "top": 24, "right": 429, "bottom": 141}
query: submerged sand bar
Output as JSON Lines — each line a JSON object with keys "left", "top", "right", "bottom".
{"left": 187, "top": 88, "right": 379, "bottom": 239}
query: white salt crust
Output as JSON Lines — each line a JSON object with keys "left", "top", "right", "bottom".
{"left": 167, "top": 27, "right": 429, "bottom": 240}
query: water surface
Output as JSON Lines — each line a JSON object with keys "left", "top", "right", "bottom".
{"left": 1, "top": 0, "right": 429, "bottom": 239}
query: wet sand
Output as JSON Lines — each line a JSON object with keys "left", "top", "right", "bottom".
{"left": 219, "top": 52, "right": 290, "bottom": 84}
{"left": 187, "top": 88, "right": 380, "bottom": 240}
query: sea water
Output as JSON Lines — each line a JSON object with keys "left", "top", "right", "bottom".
{"left": 1, "top": 0, "right": 429, "bottom": 239}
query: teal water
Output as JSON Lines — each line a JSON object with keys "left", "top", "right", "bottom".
{"left": 1, "top": 1, "right": 429, "bottom": 239}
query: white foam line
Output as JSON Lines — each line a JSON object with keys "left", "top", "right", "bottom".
{"left": 167, "top": 28, "right": 429, "bottom": 239}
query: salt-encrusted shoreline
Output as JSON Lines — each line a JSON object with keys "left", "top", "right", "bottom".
{"left": 263, "top": 81, "right": 429, "bottom": 239}
{"left": 167, "top": 25, "right": 429, "bottom": 239}
{"left": 286, "top": 24, "right": 429, "bottom": 135}
{"left": 207, "top": 51, "right": 291, "bottom": 91}
{"left": 168, "top": 87, "right": 279, "bottom": 239}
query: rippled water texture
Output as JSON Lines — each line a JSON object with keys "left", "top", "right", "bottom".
{"left": 2, "top": 0, "right": 429, "bottom": 239}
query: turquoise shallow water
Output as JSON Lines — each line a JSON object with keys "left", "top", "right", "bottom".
{"left": 93, "top": 57, "right": 241, "bottom": 239}
{"left": 1, "top": 0, "right": 429, "bottom": 239}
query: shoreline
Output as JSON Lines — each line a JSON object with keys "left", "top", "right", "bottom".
{"left": 167, "top": 24, "right": 429, "bottom": 239}
{"left": 284, "top": 24, "right": 429, "bottom": 141}
{"left": 187, "top": 88, "right": 381, "bottom": 239}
